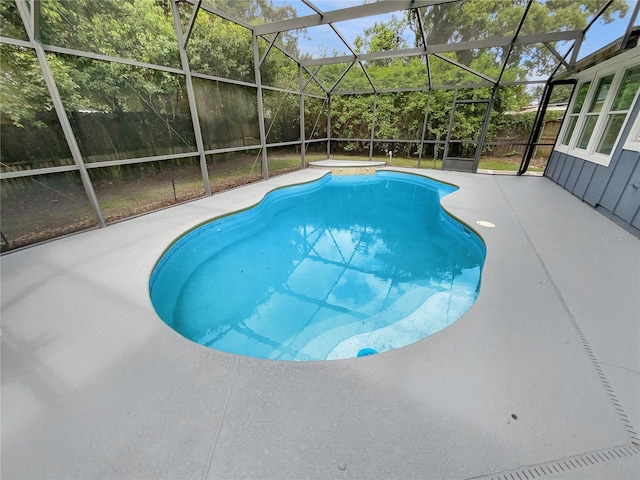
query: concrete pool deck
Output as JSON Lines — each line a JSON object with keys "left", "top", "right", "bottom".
{"left": 2, "top": 167, "right": 639, "bottom": 479}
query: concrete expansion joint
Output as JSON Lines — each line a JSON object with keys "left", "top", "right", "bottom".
{"left": 203, "top": 356, "right": 240, "bottom": 480}
{"left": 478, "top": 444, "right": 640, "bottom": 480}
{"left": 493, "top": 177, "right": 640, "bottom": 446}
{"left": 551, "top": 281, "right": 640, "bottom": 445}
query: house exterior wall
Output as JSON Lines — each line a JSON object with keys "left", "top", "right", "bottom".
{"left": 545, "top": 52, "right": 640, "bottom": 235}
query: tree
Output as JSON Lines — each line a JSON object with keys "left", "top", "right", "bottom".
{"left": 1, "top": 0, "right": 298, "bottom": 128}
{"left": 411, "top": 0, "right": 630, "bottom": 75}
{"left": 354, "top": 15, "right": 408, "bottom": 62}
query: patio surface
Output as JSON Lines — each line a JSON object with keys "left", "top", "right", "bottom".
{"left": 2, "top": 167, "right": 639, "bottom": 479}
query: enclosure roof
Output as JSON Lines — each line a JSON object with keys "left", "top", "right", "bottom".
{"left": 190, "top": 0, "right": 640, "bottom": 91}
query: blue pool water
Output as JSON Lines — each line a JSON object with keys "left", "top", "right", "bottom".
{"left": 149, "top": 171, "right": 485, "bottom": 361}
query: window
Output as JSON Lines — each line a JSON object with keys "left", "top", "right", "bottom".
{"left": 556, "top": 56, "right": 640, "bottom": 166}
{"left": 600, "top": 66, "right": 640, "bottom": 154}
{"left": 561, "top": 82, "right": 590, "bottom": 146}
{"left": 576, "top": 75, "right": 613, "bottom": 150}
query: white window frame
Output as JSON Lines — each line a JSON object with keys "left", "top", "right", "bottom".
{"left": 558, "top": 81, "right": 591, "bottom": 148}
{"left": 623, "top": 108, "right": 640, "bottom": 152}
{"left": 555, "top": 52, "right": 640, "bottom": 167}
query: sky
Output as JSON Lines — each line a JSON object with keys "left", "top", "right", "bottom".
{"left": 268, "top": 0, "right": 639, "bottom": 75}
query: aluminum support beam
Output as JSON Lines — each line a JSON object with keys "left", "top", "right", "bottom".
{"left": 622, "top": 0, "right": 640, "bottom": 49}
{"left": 496, "top": 1, "right": 532, "bottom": 85}
{"left": 569, "top": 32, "right": 584, "bottom": 71}
{"left": 473, "top": 89, "right": 496, "bottom": 173}
{"left": 252, "top": 36, "right": 269, "bottom": 179}
{"left": 302, "top": 0, "right": 324, "bottom": 16}
{"left": 182, "top": 0, "right": 203, "bottom": 49}
{"left": 0, "top": 36, "right": 33, "bottom": 48}
{"left": 327, "top": 96, "right": 331, "bottom": 158}
{"left": 433, "top": 53, "right": 496, "bottom": 85}
{"left": 417, "top": 90, "right": 431, "bottom": 167}
{"left": 300, "top": 31, "right": 582, "bottom": 67}
{"left": 259, "top": 33, "right": 278, "bottom": 67}
{"left": 1, "top": 164, "right": 80, "bottom": 180}
{"left": 31, "top": 0, "right": 40, "bottom": 40}
{"left": 558, "top": 0, "right": 612, "bottom": 75}
{"left": 42, "top": 44, "right": 185, "bottom": 75}
{"left": 254, "top": 0, "right": 455, "bottom": 36}
{"left": 302, "top": 54, "right": 357, "bottom": 67}
{"left": 191, "top": 71, "right": 257, "bottom": 89}
{"left": 358, "top": 60, "right": 377, "bottom": 92}
{"left": 15, "top": 0, "right": 106, "bottom": 228}
{"left": 329, "top": 62, "right": 355, "bottom": 94}
{"left": 299, "top": 65, "right": 306, "bottom": 168}
{"left": 171, "top": 1, "right": 212, "bottom": 196}
{"left": 369, "top": 93, "right": 377, "bottom": 161}
{"left": 441, "top": 88, "right": 458, "bottom": 165}
{"left": 303, "top": 66, "right": 327, "bottom": 94}
{"left": 329, "top": 23, "right": 357, "bottom": 57}
{"left": 416, "top": 13, "right": 432, "bottom": 90}
{"left": 182, "top": 0, "right": 253, "bottom": 30}
{"left": 544, "top": 42, "right": 569, "bottom": 69}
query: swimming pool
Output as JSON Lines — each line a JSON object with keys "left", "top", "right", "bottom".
{"left": 149, "top": 171, "right": 485, "bottom": 361}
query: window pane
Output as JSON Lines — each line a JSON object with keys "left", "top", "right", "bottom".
{"left": 39, "top": 0, "right": 180, "bottom": 68}
{"left": 0, "top": 45, "right": 76, "bottom": 172}
{"left": 1, "top": 171, "right": 99, "bottom": 251}
{"left": 50, "top": 53, "right": 196, "bottom": 161}
{"left": 260, "top": 44, "right": 299, "bottom": 90}
{"left": 263, "top": 90, "right": 300, "bottom": 144}
{"left": 373, "top": 91, "right": 428, "bottom": 141}
{"left": 562, "top": 116, "right": 578, "bottom": 145}
{"left": 304, "top": 96, "right": 328, "bottom": 140}
{"left": 596, "top": 113, "right": 626, "bottom": 155}
{"left": 587, "top": 74, "right": 614, "bottom": 113}
{"left": 366, "top": 57, "right": 428, "bottom": 90}
{"left": 0, "top": 0, "right": 28, "bottom": 40}
{"left": 192, "top": 78, "right": 259, "bottom": 150}
{"left": 206, "top": 152, "right": 262, "bottom": 193}
{"left": 577, "top": 115, "right": 598, "bottom": 149}
{"left": 611, "top": 66, "right": 640, "bottom": 111}
{"left": 88, "top": 158, "right": 205, "bottom": 223}
{"left": 330, "top": 94, "right": 374, "bottom": 140}
{"left": 267, "top": 146, "right": 302, "bottom": 177}
{"left": 186, "top": 10, "right": 255, "bottom": 83}
{"left": 571, "top": 82, "right": 591, "bottom": 114}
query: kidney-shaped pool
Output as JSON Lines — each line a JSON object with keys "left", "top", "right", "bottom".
{"left": 149, "top": 171, "right": 485, "bottom": 361}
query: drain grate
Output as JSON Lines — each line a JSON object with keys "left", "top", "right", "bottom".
{"left": 482, "top": 444, "right": 640, "bottom": 480}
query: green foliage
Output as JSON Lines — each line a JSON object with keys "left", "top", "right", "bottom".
{"left": 0, "top": 0, "right": 629, "bottom": 159}
{"left": 1, "top": 0, "right": 297, "bottom": 129}
{"left": 1, "top": 44, "right": 50, "bottom": 128}
{"left": 330, "top": 94, "right": 374, "bottom": 151}
{"left": 40, "top": 0, "right": 181, "bottom": 67}
{"left": 0, "top": 0, "right": 28, "bottom": 40}
{"left": 354, "top": 15, "right": 408, "bottom": 65}
{"left": 413, "top": 0, "right": 629, "bottom": 76}
{"left": 186, "top": 11, "right": 254, "bottom": 83}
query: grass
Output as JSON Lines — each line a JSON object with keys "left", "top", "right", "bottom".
{"left": 478, "top": 159, "right": 544, "bottom": 171}
{"left": 314, "top": 152, "right": 546, "bottom": 172}
{"left": 1, "top": 152, "right": 549, "bottom": 251}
